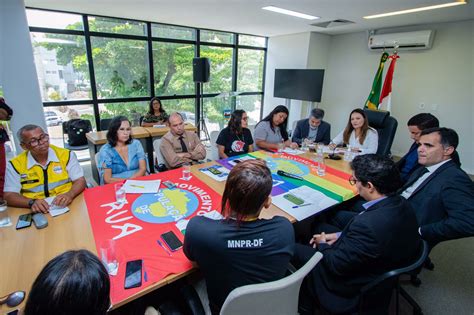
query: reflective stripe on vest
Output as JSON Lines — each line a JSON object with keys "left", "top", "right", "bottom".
{"left": 11, "top": 145, "right": 73, "bottom": 199}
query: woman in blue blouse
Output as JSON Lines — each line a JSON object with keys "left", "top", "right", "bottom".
{"left": 98, "top": 116, "right": 146, "bottom": 184}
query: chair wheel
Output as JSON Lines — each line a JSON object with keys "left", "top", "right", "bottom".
{"left": 424, "top": 261, "right": 435, "bottom": 271}
{"left": 410, "top": 275, "right": 422, "bottom": 287}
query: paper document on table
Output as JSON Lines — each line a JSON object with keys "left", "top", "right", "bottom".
{"left": 272, "top": 186, "right": 338, "bottom": 221}
{"left": 322, "top": 146, "right": 345, "bottom": 154}
{"left": 199, "top": 164, "right": 229, "bottom": 182}
{"left": 283, "top": 148, "right": 305, "bottom": 155}
{"left": 153, "top": 124, "right": 167, "bottom": 128}
{"left": 122, "top": 179, "right": 161, "bottom": 194}
{"left": 44, "top": 196, "right": 70, "bottom": 217}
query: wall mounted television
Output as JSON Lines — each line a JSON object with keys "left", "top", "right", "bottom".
{"left": 274, "top": 69, "right": 325, "bottom": 102}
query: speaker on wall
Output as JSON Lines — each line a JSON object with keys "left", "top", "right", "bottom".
{"left": 193, "top": 57, "right": 210, "bottom": 83}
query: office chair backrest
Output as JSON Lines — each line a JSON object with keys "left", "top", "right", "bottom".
{"left": 153, "top": 139, "right": 167, "bottom": 171}
{"left": 363, "top": 109, "right": 398, "bottom": 156}
{"left": 209, "top": 130, "right": 220, "bottom": 160}
{"left": 62, "top": 119, "right": 92, "bottom": 151}
{"left": 220, "top": 251, "right": 323, "bottom": 315}
{"left": 100, "top": 118, "right": 113, "bottom": 131}
{"left": 139, "top": 116, "right": 144, "bottom": 126}
{"left": 358, "top": 240, "right": 429, "bottom": 314}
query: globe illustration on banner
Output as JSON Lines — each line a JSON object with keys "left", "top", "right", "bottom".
{"left": 131, "top": 189, "right": 199, "bottom": 223}
{"left": 267, "top": 158, "right": 310, "bottom": 176}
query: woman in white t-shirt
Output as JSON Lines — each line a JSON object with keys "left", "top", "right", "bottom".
{"left": 330, "top": 108, "right": 378, "bottom": 154}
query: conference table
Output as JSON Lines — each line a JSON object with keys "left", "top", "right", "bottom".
{"left": 0, "top": 152, "right": 353, "bottom": 312}
{"left": 86, "top": 124, "right": 197, "bottom": 184}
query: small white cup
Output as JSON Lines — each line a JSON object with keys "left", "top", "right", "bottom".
{"left": 317, "top": 161, "right": 326, "bottom": 176}
{"left": 114, "top": 183, "right": 126, "bottom": 204}
{"left": 182, "top": 163, "right": 192, "bottom": 181}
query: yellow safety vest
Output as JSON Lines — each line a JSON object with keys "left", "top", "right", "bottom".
{"left": 9, "top": 145, "right": 73, "bottom": 199}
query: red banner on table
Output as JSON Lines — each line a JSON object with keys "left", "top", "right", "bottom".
{"left": 84, "top": 169, "right": 222, "bottom": 305}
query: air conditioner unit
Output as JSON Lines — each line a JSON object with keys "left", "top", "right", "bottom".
{"left": 368, "top": 30, "right": 434, "bottom": 51}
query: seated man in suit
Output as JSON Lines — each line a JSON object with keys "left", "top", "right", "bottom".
{"left": 400, "top": 127, "right": 474, "bottom": 248}
{"left": 397, "top": 113, "right": 439, "bottom": 182}
{"left": 295, "top": 154, "right": 421, "bottom": 314}
{"left": 4, "top": 124, "right": 86, "bottom": 213}
{"left": 160, "top": 112, "right": 206, "bottom": 169}
{"left": 291, "top": 108, "right": 331, "bottom": 145}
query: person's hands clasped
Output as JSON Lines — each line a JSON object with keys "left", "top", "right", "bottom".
{"left": 290, "top": 142, "right": 299, "bottom": 149}
{"left": 52, "top": 192, "right": 73, "bottom": 208}
{"left": 309, "top": 232, "right": 339, "bottom": 248}
{"left": 31, "top": 199, "right": 50, "bottom": 213}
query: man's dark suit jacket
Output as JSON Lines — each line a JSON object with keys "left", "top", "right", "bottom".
{"left": 291, "top": 119, "right": 331, "bottom": 145}
{"left": 402, "top": 159, "right": 474, "bottom": 247}
{"left": 298, "top": 195, "right": 421, "bottom": 314}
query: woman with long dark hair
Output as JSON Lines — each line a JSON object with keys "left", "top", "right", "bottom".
{"left": 24, "top": 250, "right": 110, "bottom": 315}
{"left": 330, "top": 108, "right": 378, "bottom": 154}
{"left": 216, "top": 109, "right": 254, "bottom": 159}
{"left": 98, "top": 116, "right": 146, "bottom": 184}
{"left": 141, "top": 97, "right": 169, "bottom": 127}
{"left": 183, "top": 159, "right": 294, "bottom": 314}
{"left": 254, "top": 105, "right": 297, "bottom": 151}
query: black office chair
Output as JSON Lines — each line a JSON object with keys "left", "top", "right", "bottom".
{"left": 139, "top": 115, "right": 144, "bottom": 126}
{"left": 363, "top": 109, "right": 398, "bottom": 156}
{"left": 100, "top": 118, "right": 113, "bottom": 131}
{"left": 358, "top": 240, "right": 429, "bottom": 315}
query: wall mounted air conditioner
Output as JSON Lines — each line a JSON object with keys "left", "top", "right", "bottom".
{"left": 368, "top": 30, "right": 434, "bottom": 51}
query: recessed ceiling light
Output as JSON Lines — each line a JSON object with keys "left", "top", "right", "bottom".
{"left": 262, "top": 6, "right": 320, "bottom": 20}
{"left": 364, "top": 1, "right": 466, "bottom": 19}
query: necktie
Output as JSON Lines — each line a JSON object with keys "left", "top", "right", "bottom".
{"left": 179, "top": 136, "right": 188, "bottom": 153}
{"left": 401, "top": 167, "right": 429, "bottom": 191}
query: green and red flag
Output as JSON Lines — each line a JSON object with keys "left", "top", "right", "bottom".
{"left": 379, "top": 53, "right": 400, "bottom": 112}
{"left": 364, "top": 52, "right": 389, "bottom": 110}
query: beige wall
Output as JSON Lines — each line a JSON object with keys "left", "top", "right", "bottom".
{"left": 264, "top": 19, "right": 474, "bottom": 174}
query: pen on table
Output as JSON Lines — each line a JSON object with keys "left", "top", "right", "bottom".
{"left": 131, "top": 184, "right": 145, "bottom": 188}
{"left": 157, "top": 240, "right": 172, "bottom": 256}
{"left": 292, "top": 203, "right": 312, "bottom": 209}
{"left": 143, "top": 261, "right": 148, "bottom": 282}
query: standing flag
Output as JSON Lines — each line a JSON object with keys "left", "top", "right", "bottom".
{"left": 364, "top": 52, "right": 389, "bottom": 110}
{"left": 378, "top": 53, "right": 400, "bottom": 112}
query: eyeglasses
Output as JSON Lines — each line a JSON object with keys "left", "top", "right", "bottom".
{"left": 25, "top": 134, "right": 49, "bottom": 147}
{"left": 242, "top": 117, "right": 249, "bottom": 121}
{"left": 348, "top": 176, "right": 360, "bottom": 186}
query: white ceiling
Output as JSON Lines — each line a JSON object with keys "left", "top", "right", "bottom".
{"left": 25, "top": 0, "right": 474, "bottom": 37}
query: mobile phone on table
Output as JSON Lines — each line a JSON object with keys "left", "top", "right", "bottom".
{"left": 161, "top": 231, "right": 183, "bottom": 251}
{"left": 283, "top": 193, "right": 305, "bottom": 205}
{"left": 124, "top": 259, "right": 143, "bottom": 289}
{"left": 208, "top": 167, "right": 222, "bottom": 175}
{"left": 16, "top": 213, "right": 33, "bottom": 230}
{"left": 163, "top": 180, "right": 177, "bottom": 189}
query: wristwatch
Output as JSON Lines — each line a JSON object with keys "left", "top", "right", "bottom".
{"left": 28, "top": 199, "right": 36, "bottom": 209}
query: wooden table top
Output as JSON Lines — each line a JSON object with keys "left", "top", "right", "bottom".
{"left": 0, "top": 152, "right": 351, "bottom": 312}
{"left": 86, "top": 127, "right": 151, "bottom": 145}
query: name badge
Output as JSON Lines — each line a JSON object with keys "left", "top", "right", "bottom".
{"left": 53, "top": 165, "right": 63, "bottom": 174}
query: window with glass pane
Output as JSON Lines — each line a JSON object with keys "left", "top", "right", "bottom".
{"left": 88, "top": 16, "right": 147, "bottom": 36}
{"left": 162, "top": 98, "right": 196, "bottom": 125}
{"left": 31, "top": 32, "right": 91, "bottom": 102}
{"left": 99, "top": 102, "right": 148, "bottom": 127}
{"left": 200, "top": 30, "right": 234, "bottom": 44}
{"left": 200, "top": 46, "right": 233, "bottom": 94}
{"left": 151, "top": 24, "right": 195, "bottom": 40}
{"left": 238, "top": 49, "right": 264, "bottom": 92}
{"left": 238, "top": 35, "right": 266, "bottom": 47}
{"left": 203, "top": 97, "right": 231, "bottom": 134}
{"left": 26, "top": 9, "right": 84, "bottom": 30}
{"left": 43, "top": 105, "right": 95, "bottom": 160}
{"left": 91, "top": 37, "right": 149, "bottom": 99}
{"left": 153, "top": 42, "right": 195, "bottom": 96}
{"left": 236, "top": 95, "right": 262, "bottom": 126}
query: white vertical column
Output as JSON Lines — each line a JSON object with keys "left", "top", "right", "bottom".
{"left": 0, "top": 0, "right": 46, "bottom": 153}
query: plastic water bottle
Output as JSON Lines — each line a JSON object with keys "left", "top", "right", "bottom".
{"left": 344, "top": 145, "right": 353, "bottom": 161}
{"left": 0, "top": 200, "right": 11, "bottom": 227}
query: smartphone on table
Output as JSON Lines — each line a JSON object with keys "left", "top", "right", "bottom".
{"left": 16, "top": 213, "right": 33, "bottom": 230}
{"left": 124, "top": 259, "right": 143, "bottom": 289}
{"left": 208, "top": 167, "right": 222, "bottom": 175}
{"left": 283, "top": 193, "right": 305, "bottom": 205}
{"left": 161, "top": 231, "right": 183, "bottom": 251}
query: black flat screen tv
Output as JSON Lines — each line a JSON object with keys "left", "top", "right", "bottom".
{"left": 274, "top": 69, "right": 325, "bottom": 102}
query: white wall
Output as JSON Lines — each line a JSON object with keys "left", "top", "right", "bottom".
{"left": 264, "top": 20, "right": 474, "bottom": 174}
{"left": 263, "top": 32, "right": 311, "bottom": 130}
{"left": 0, "top": 0, "right": 46, "bottom": 153}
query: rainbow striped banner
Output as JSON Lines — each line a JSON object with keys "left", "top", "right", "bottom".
{"left": 218, "top": 151, "right": 357, "bottom": 203}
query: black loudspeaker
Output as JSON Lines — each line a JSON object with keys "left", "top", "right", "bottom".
{"left": 193, "top": 57, "right": 210, "bottom": 83}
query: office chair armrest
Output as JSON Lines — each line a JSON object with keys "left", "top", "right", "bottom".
{"left": 181, "top": 284, "right": 205, "bottom": 315}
